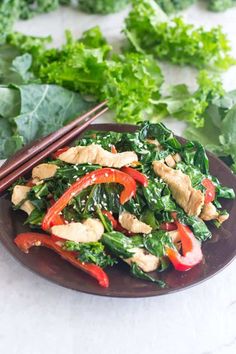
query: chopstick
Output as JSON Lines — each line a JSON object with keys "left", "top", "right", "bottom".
{"left": 0, "top": 100, "right": 108, "bottom": 180}
{"left": 0, "top": 102, "right": 108, "bottom": 193}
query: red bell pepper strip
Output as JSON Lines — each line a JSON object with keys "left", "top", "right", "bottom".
{"left": 14, "top": 233, "right": 109, "bottom": 288}
{"left": 121, "top": 166, "right": 148, "bottom": 187}
{"left": 160, "top": 222, "right": 177, "bottom": 231}
{"left": 42, "top": 168, "right": 136, "bottom": 231}
{"left": 202, "top": 178, "right": 216, "bottom": 204}
{"left": 49, "top": 199, "right": 65, "bottom": 227}
{"left": 166, "top": 222, "right": 203, "bottom": 271}
{"left": 26, "top": 179, "right": 36, "bottom": 187}
{"left": 111, "top": 145, "right": 117, "bottom": 154}
{"left": 52, "top": 146, "right": 70, "bottom": 159}
{"left": 101, "top": 210, "right": 118, "bottom": 229}
{"left": 115, "top": 222, "right": 134, "bottom": 236}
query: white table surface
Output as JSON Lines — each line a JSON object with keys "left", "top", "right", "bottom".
{"left": 1, "top": 3, "right": 236, "bottom": 354}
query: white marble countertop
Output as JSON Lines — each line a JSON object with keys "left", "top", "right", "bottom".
{"left": 1, "top": 3, "right": 236, "bottom": 354}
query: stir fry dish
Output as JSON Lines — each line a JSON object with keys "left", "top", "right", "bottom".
{"left": 11, "top": 123, "right": 235, "bottom": 288}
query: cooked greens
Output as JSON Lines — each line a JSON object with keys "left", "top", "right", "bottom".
{"left": 11, "top": 122, "right": 235, "bottom": 287}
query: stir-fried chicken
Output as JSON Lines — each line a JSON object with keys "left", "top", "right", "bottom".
{"left": 11, "top": 185, "right": 35, "bottom": 215}
{"left": 153, "top": 161, "right": 204, "bottom": 216}
{"left": 200, "top": 203, "right": 229, "bottom": 224}
{"left": 32, "top": 163, "right": 58, "bottom": 180}
{"left": 51, "top": 218, "right": 104, "bottom": 243}
{"left": 125, "top": 248, "right": 159, "bottom": 272}
{"left": 119, "top": 212, "right": 152, "bottom": 234}
{"left": 58, "top": 144, "right": 138, "bottom": 168}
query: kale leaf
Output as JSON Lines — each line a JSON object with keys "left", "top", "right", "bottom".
{"left": 125, "top": 0, "right": 235, "bottom": 70}
{"left": 79, "top": 0, "right": 130, "bottom": 14}
{"left": 130, "top": 263, "right": 166, "bottom": 287}
{"left": 64, "top": 241, "right": 117, "bottom": 268}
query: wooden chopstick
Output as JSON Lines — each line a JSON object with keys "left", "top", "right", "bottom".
{"left": 0, "top": 104, "right": 108, "bottom": 193}
{"left": 0, "top": 100, "right": 107, "bottom": 180}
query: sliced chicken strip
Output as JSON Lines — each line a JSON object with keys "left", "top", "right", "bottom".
{"left": 146, "top": 139, "right": 162, "bottom": 151}
{"left": 51, "top": 218, "right": 104, "bottom": 243}
{"left": 32, "top": 163, "right": 58, "bottom": 180}
{"left": 169, "top": 230, "right": 181, "bottom": 243}
{"left": 119, "top": 212, "right": 152, "bottom": 234}
{"left": 153, "top": 161, "right": 204, "bottom": 216}
{"left": 11, "top": 185, "right": 35, "bottom": 215}
{"left": 173, "top": 153, "right": 181, "bottom": 163}
{"left": 200, "top": 203, "right": 229, "bottom": 224}
{"left": 165, "top": 155, "right": 176, "bottom": 168}
{"left": 125, "top": 248, "right": 159, "bottom": 272}
{"left": 58, "top": 144, "right": 138, "bottom": 168}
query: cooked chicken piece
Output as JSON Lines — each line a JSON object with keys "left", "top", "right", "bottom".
{"left": 169, "top": 230, "right": 181, "bottom": 250}
{"left": 51, "top": 218, "right": 104, "bottom": 243}
{"left": 173, "top": 153, "right": 181, "bottom": 163}
{"left": 119, "top": 212, "right": 152, "bottom": 234}
{"left": 125, "top": 248, "right": 159, "bottom": 272}
{"left": 200, "top": 203, "right": 218, "bottom": 221}
{"left": 169, "top": 230, "right": 181, "bottom": 244}
{"left": 200, "top": 203, "right": 229, "bottom": 224}
{"left": 165, "top": 155, "right": 176, "bottom": 168}
{"left": 217, "top": 213, "right": 229, "bottom": 224}
{"left": 146, "top": 139, "right": 162, "bottom": 151}
{"left": 58, "top": 144, "right": 138, "bottom": 168}
{"left": 11, "top": 185, "right": 35, "bottom": 215}
{"left": 153, "top": 161, "right": 204, "bottom": 216}
{"left": 32, "top": 163, "right": 58, "bottom": 180}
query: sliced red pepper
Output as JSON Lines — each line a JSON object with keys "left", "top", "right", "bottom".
{"left": 121, "top": 166, "right": 148, "bottom": 187}
{"left": 49, "top": 200, "right": 65, "bottom": 241}
{"left": 14, "top": 233, "right": 109, "bottom": 288}
{"left": 166, "top": 222, "right": 203, "bottom": 271}
{"left": 101, "top": 210, "right": 118, "bottom": 229}
{"left": 42, "top": 168, "right": 136, "bottom": 231}
{"left": 52, "top": 146, "right": 70, "bottom": 159}
{"left": 202, "top": 178, "right": 216, "bottom": 204}
{"left": 49, "top": 199, "right": 65, "bottom": 227}
{"left": 160, "top": 222, "right": 177, "bottom": 231}
{"left": 26, "top": 179, "right": 36, "bottom": 187}
{"left": 111, "top": 145, "right": 117, "bottom": 154}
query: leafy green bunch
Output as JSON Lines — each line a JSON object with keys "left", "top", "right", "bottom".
{"left": 5, "top": 27, "right": 164, "bottom": 125}
{"left": 125, "top": 0, "right": 235, "bottom": 70}
{"left": 208, "top": 0, "right": 236, "bottom": 11}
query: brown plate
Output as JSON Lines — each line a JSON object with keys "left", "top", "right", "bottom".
{"left": 0, "top": 123, "right": 236, "bottom": 297}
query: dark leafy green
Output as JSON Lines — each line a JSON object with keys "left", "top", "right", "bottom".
{"left": 177, "top": 211, "right": 212, "bottom": 241}
{"left": 0, "top": 83, "right": 91, "bottom": 158}
{"left": 144, "top": 230, "right": 175, "bottom": 257}
{"left": 101, "top": 231, "right": 134, "bottom": 259}
{"left": 130, "top": 263, "right": 166, "bottom": 287}
{"left": 64, "top": 240, "right": 117, "bottom": 268}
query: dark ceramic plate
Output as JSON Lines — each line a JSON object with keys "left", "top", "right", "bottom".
{"left": 0, "top": 123, "right": 236, "bottom": 297}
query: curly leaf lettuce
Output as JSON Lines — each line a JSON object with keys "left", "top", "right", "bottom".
{"left": 125, "top": 0, "right": 235, "bottom": 70}
{"left": 153, "top": 71, "right": 224, "bottom": 127}
{"left": 185, "top": 91, "right": 236, "bottom": 173}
